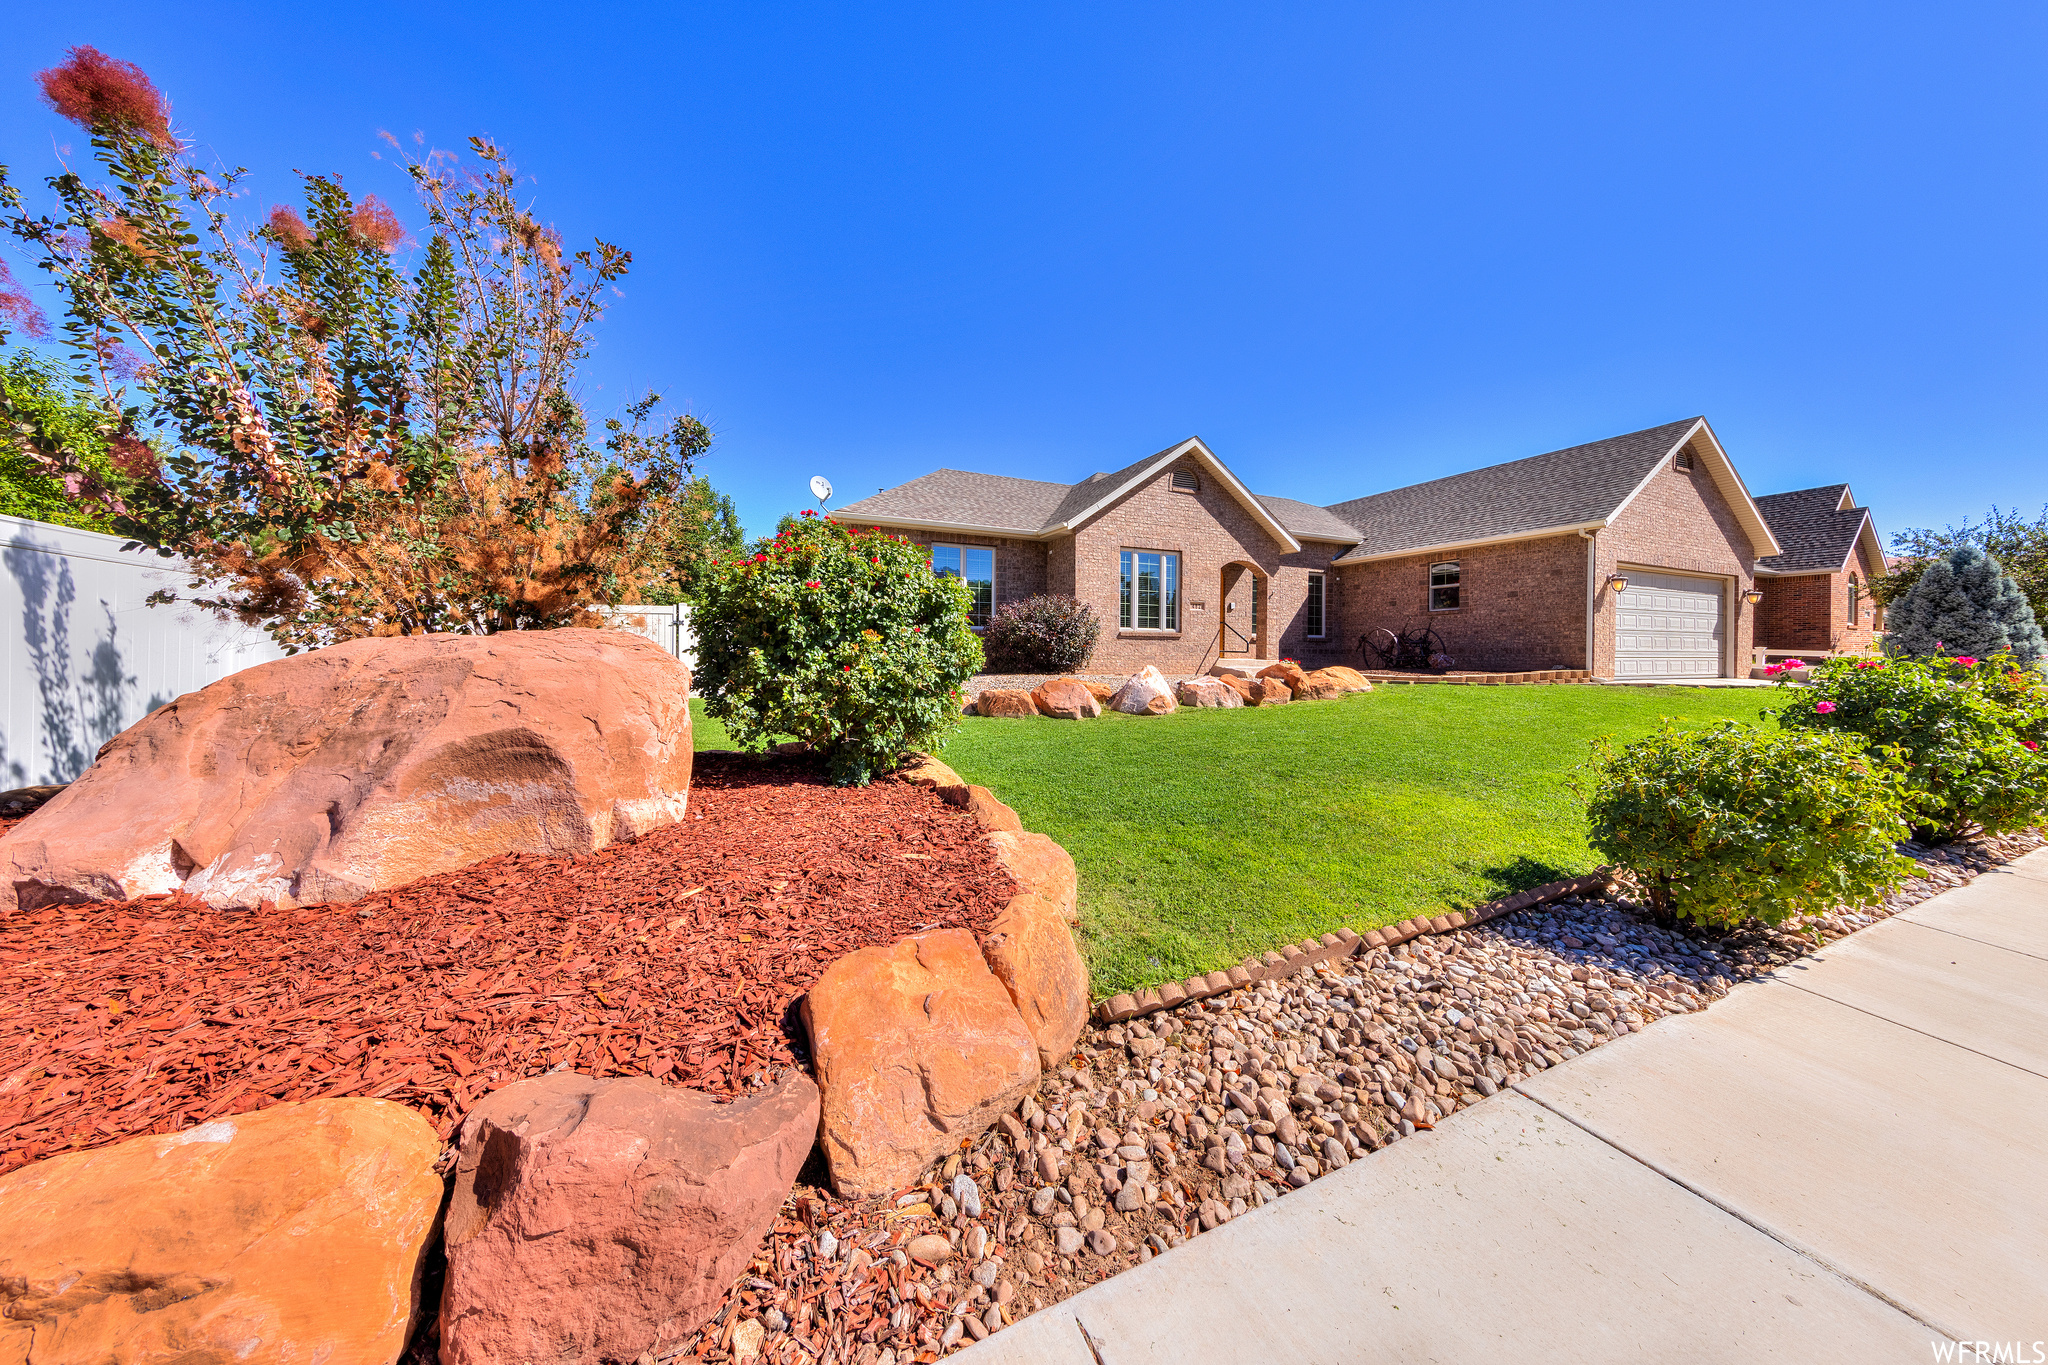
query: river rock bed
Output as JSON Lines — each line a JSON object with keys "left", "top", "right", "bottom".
{"left": 650, "top": 828, "right": 2041, "bottom": 1364}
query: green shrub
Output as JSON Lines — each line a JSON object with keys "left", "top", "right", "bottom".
{"left": 1775, "top": 654, "right": 2048, "bottom": 842}
{"left": 1580, "top": 722, "right": 1915, "bottom": 927}
{"left": 981, "top": 594, "right": 1101, "bottom": 673}
{"left": 690, "top": 511, "right": 983, "bottom": 785}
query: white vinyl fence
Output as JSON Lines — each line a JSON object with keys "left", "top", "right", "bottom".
{"left": 595, "top": 603, "right": 695, "bottom": 672}
{"left": 0, "top": 512, "right": 698, "bottom": 788}
{"left": 0, "top": 513, "right": 286, "bottom": 787}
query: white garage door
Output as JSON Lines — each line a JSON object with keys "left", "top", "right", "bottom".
{"left": 1615, "top": 571, "right": 1724, "bottom": 678}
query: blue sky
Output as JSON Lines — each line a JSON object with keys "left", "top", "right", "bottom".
{"left": 4, "top": 2, "right": 2043, "bottom": 543}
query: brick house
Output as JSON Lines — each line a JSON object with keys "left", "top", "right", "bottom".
{"left": 1750, "top": 485, "right": 1889, "bottom": 657}
{"left": 832, "top": 417, "right": 1875, "bottom": 679}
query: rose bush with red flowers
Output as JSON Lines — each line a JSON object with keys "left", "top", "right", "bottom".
{"left": 690, "top": 512, "right": 982, "bottom": 784}
{"left": 1775, "top": 653, "right": 2048, "bottom": 841}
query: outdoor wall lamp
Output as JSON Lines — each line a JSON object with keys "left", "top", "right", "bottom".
{"left": 1743, "top": 588, "right": 1764, "bottom": 606}
{"left": 1606, "top": 573, "right": 1629, "bottom": 593}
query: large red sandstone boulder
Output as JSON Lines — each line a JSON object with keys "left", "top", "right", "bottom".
{"left": 1250, "top": 677, "right": 1293, "bottom": 705}
{"left": 804, "top": 930, "right": 1042, "bottom": 1198}
{"left": 1079, "top": 680, "right": 1115, "bottom": 703}
{"left": 975, "top": 688, "right": 1038, "bottom": 719}
{"left": 1258, "top": 661, "right": 1310, "bottom": 696}
{"left": 988, "top": 830, "right": 1078, "bottom": 926}
{"left": 1216, "top": 674, "right": 1256, "bottom": 703}
{"left": 0, "top": 629, "right": 691, "bottom": 912}
{"left": 0, "top": 1099, "right": 442, "bottom": 1365}
{"left": 1298, "top": 666, "right": 1374, "bottom": 700}
{"left": 1175, "top": 676, "right": 1243, "bottom": 709}
{"left": 1031, "top": 678, "right": 1101, "bottom": 720}
{"left": 981, "top": 831, "right": 1087, "bottom": 1067}
{"left": 1319, "top": 665, "right": 1375, "bottom": 691}
{"left": 1109, "top": 666, "right": 1178, "bottom": 715}
{"left": 440, "top": 1071, "right": 818, "bottom": 1365}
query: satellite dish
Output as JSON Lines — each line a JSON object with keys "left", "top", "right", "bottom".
{"left": 810, "top": 475, "right": 833, "bottom": 505}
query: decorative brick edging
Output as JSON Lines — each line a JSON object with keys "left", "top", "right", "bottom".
{"left": 1093, "top": 867, "right": 1615, "bottom": 1024}
{"left": 1360, "top": 668, "right": 1592, "bottom": 686}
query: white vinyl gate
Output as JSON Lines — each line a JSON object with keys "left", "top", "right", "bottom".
{"left": 1614, "top": 570, "right": 1724, "bottom": 678}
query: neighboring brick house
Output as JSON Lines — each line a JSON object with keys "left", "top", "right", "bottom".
{"left": 1751, "top": 485, "right": 1889, "bottom": 657}
{"left": 832, "top": 417, "right": 1874, "bottom": 679}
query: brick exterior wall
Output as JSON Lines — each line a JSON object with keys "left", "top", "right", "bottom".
{"left": 834, "top": 525, "right": 1049, "bottom": 617}
{"left": 1590, "top": 455, "right": 1760, "bottom": 677}
{"left": 845, "top": 443, "right": 1786, "bottom": 679}
{"left": 1755, "top": 536, "right": 1885, "bottom": 655}
{"left": 1333, "top": 534, "right": 1589, "bottom": 674}
{"left": 1058, "top": 453, "right": 1344, "bottom": 675}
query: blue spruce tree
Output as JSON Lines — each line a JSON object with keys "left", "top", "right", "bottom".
{"left": 1884, "top": 544, "right": 2045, "bottom": 665}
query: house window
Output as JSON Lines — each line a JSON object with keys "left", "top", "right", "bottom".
{"left": 1847, "top": 575, "right": 1859, "bottom": 626}
{"left": 1120, "top": 550, "right": 1180, "bottom": 631}
{"left": 1171, "top": 470, "right": 1201, "bottom": 493}
{"left": 931, "top": 544, "right": 994, "bottom": 628}
{"left": 1306, "top": 572, "right": 1326, "bottom": 638}
{"left": 1429, "top": 561, "right": 1461, "bottom": 611}
{"left": 1675, "top": 448, "right": 1695, "bottom": 471}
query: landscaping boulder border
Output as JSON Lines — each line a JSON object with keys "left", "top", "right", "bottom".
{"left": 0, "top": 1098, "right": 443, "bottom": 1365}
{"left": 974, "top": 688, "right": 1039, "bottom": 719}
{"left": 1175, "top": 676, "right": 1243, "bottom": 709}
{"left": 804, "top": 929, "right": 1044, "bottom": 1198}
{"left": 0, "top": 629, "right": 693, "bottom": 912}
{"left": 1257, "top": 661, "right": 1310, "bottom": 695}
{"left": 1093, "top": 867, "right": 1616, "bottom": 1024}
{"left": 1109, "top": 665, "right": 1178, "bottom": 715}
{"left": 440, "top": 1071, "right": 820, "bottom": 1365}
{"left": 1031, "top": 677, "right": 1102, "bottom": 719}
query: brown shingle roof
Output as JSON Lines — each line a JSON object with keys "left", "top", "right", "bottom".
{"left": 831, "top": 469, "right": 1074, "bottom": 534}
{"left": 1255, "top": 495, "right": 1364, "bottom": 543}
{"left": 1755, "top": 485, "right": 1873, "bottom": 573}
{"left": 1322, "top": 418, "right": 1703, "bottom": 559}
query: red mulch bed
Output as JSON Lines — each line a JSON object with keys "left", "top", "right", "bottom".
{"left": 0, "top": 754, "right": 1015, "bottom": 1177}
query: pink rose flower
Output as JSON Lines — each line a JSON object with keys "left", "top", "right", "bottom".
{"left": 1955, "top": 656, "right": 1979, "bottom": 667}
{"left": 1784, "top": 659, "right": 1806, "bottom": 669}
{"left": 1815, "top": 701, "right": 1837, "bottom": 714}
{"left": 2025, "top": 740, "right": 2041, "bottom": 751}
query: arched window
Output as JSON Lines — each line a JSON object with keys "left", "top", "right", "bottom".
{"left": 1171, "top": 470, "right": 1200, "bottom": 493}
{"left": 1847, "top": 575, "right": 1859, "bottom": 626}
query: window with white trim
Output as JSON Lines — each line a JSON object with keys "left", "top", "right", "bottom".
{"left": 1429, "top": 561, "right": 1461, "bottom": 611}
{"left": 1119, "top": 550, "right": 1180, "bottom": 630}
{"left": 931, "top": 544, "right": 993, "bottom": 628}
{"left": 1306, "top": 571, "right": 1326, "bottom": 638}
{"left": 1847, "top": 575, "right": 1859, "bottom": 626}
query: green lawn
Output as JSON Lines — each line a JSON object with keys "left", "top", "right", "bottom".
{"left": 687, "top": 686, "right": 1777, "bottom": 997}
{"left": 936, "top": 686, "right": 1774, "bottom": 996}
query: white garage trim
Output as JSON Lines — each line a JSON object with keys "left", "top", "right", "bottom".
{"left": 1613, "top": 566, "right": 1732, "bottom": 679}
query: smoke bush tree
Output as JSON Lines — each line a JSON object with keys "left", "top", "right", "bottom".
{"left": 1580, "top": 722, "right": 1915, "bottom": 928}
{"left": 690, "top": 513, "right": 983, "bottom": 785}
{"left": 1883, "top": 545, "right": 2045, "bottom": 666}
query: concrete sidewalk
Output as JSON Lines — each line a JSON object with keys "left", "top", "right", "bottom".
{"left": 963, "top": 849, "right": 2048, "bottom": 1363}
